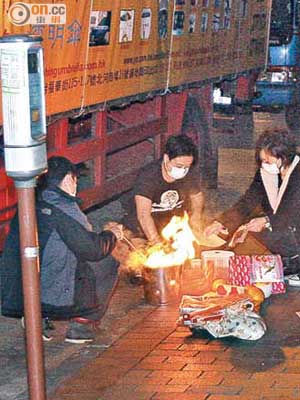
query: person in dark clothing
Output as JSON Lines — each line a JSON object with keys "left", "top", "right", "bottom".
{"left": 122, "top": 134, "right": 204, "bottom": 244}
{"left": 1, "top": 156, "right": 123, "bottom": 343}
{"left": 204, "top": 129, "right": 300, "bottom": 286}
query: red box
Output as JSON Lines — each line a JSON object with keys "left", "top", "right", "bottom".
{"left": 229, "top": 255, "right": 285, "bottom": 294}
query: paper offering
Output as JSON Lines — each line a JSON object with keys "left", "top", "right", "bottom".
{"left": 251, "top": 255, "right": 283, "bottom": 283}
{"left": 196, "top": 232, "right": 226, "bottom": 248}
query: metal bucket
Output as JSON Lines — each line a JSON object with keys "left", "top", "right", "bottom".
{"left": 142, "top": 264, "right": 183, "bottom": 306}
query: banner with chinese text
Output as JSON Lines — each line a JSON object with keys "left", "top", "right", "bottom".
{"left": 0, "top": 0, "right": 271, "bottom": 118}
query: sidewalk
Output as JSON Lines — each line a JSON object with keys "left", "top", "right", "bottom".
{"left": 48, "top": 284, "right": 300, "bottom": 400}
{"left": 3, "top": 110, "right": 300, "bottom": 399}
{"left": 3, "top": 189, "right": 300, "bottom": 400}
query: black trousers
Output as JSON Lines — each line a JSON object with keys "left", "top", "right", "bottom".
{"left": 74, "top": 255, "right": 120, "bottom": 321}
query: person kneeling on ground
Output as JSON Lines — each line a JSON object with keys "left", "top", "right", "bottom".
{"left": 204, "top": 129, "right": 300, "bottom": 287}
{"left": 1, "top": 156, "right": 123, "bottom": 344}
{"left": 119, "top": 134, "right": 205, "bottom": 280}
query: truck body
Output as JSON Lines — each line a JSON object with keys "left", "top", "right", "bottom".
{"left": 0, "top": 0, "right": 271, "bottom": 248}
{"left": 253, "top": 0, "right": 300, "bottom": 128}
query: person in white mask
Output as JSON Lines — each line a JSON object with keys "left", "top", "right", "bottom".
{"left": 122, "top": 134, "right": 204, "bottom": 245}
{"left": 1, "top": 156, "right": 124, "bottom": 343}
{"left": 204, "top": 129, "right": 300, "bottom": 286}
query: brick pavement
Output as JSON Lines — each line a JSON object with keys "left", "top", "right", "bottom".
{"left": 49, "top": 281, "right": 300, "bottom": 400}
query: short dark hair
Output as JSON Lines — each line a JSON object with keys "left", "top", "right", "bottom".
{"left": 255, "top": 129, "right": 297, "bottom": 167}
{"left": 165, "top": 134, "right": 198, "bottom": 165}
{"left": 46, "top": 156, "right": 77, "bottom": 185}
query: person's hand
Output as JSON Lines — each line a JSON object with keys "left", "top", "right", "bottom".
{"left": 245, "top": 217, "right": 267, "bottom": 233}
{"left": 204, "top": 220, "right": 229, "bottom": 238}
{"left": 104, "top": 222, "right": 124, "bottom": 240}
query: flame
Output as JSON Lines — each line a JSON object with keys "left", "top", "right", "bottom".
{"left": 145, "top": 212, "right": 198, "bottom": 268}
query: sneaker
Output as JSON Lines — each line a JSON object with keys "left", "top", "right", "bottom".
{"left": 21, "top": 317, "right": 54, "bottom": 342}
{"left": 285, "top": 274, "right": 300, "bottom": 287}
{"left": 65, "top": 321, "right": 95, "bottom": 344}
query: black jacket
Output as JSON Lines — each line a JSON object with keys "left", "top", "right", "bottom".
{"left": 1, "top": 187, "right": 117, "bottom": 318}
{"left": 219, "top": 162, "right": 300, "bottom": 256}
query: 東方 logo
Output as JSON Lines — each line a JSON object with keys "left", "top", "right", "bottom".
{"left": 8, "top": 2, "right": 30, "bottom": 26}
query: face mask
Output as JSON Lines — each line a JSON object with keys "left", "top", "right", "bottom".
{"left": 169, "top": 166, "right": 189, "bottom": 180}
{"left": 261, "top": 162, "right": 280, "bottom": 175}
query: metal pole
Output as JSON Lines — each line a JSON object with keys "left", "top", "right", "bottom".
{"left": 16, "top": 180, "right": 46, "bottom": 400}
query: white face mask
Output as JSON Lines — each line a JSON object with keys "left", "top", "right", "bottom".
{"left": 169, "top": 166, "right": 189, "bottom": 180}
{"left": 261, "top": 162, "right": 280, "bottom": 175}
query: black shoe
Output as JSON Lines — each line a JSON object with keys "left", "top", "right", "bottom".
{"left": 65, "top": 321, "right": 95, "bottom": 344}
{"left": 21, "top": 317, "right": 54, "bottom": 342}
{"left": 44, "top": 317, "right": 56, "bottom": 331}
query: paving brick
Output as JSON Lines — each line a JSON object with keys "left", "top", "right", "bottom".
{"left": 191, "top": 374, "right": 224, "bottom": 386}
{"left": 125, "top": 332, "right": 173, "bottom": 339}
{"left": 152, "top": 393, "right": 208, "bottom": 400}
{"left": 162, "top": 337, "right": 189, "bottom": 344}
{"left": 55, "top": 385, "right": 100, "bottom": 395}
{"left": 261, "top": 396, "right": 300, "bottom": 400}
{"left": 168, "top": 330, "right": 195, "bottom": 338}
{"left": 217, "top": 371, "right": 252, "bottom": 382}
{"left": 118, "top": 375, "right": 171, "bottom": 385}
{"left": 111, "top": 338, "right": 161, "bottom": 350}
{"left": 90, "top": 357, "right": 138, "bottom": 370}
{"left": 134, "top": 384, "right": 190, "bottom": 393}
{"left": 97, "top": 386, "right": 154, "bottom": 400}
{"left": 157, "top": 343, "right": 183, "bottom": 350}
{"left": 122, "top": 369, "right": 151, "bottom": 380}
{"left": 148, "top": 370, "right": 202, "bottom": 380}
{"left": 273, "top": 380, "right": 300, "bottom": 389}
{"left": 250, "top": 372, "right": 300, "bottom": 387}
{"left": 164, "top": 356, "right": 215, "bottom": 366}
{"left": 179, "top": 343, "right": 228, "bottom": 351}
{"left": 101, "top": 349, "right": 148, "bottom": 358}
{"left": 141, "top": 355, "right": 169, "bottom": 363}
{"left": 240, "top": 386, "right": 298, "bottom": 397}
{"left": 282, "top": 347, "right": 300, "bottom": 359}
{"left": 284, "top": 364, "right": 300, "bottom": 373}
{"left": 167, "top": 376, "right": 198, "bottom": 385}
{"left": 208, "top": 396, "right": 254, "bottom": 400}
{"left": 50, "top": 394, "right": 100, "bottom": 400}
{"left": 61, "top": 373, "right": 121, "bottom": 388}
{"left": 183, "top": 361, "right": 234, "bottom": 372}
{"left": 188, "top": 384, "right": 242, "bottom": 395}
{"left": 136, "top": 361, "right": 187, "bottom": 371}
{"left": 150, "top": 349, "right": 200, "bottom": 358}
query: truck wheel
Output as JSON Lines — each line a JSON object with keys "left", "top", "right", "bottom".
{"left": 285, "top": 105, "right": 300, "bottom": 131}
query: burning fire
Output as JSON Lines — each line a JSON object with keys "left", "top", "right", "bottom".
{"left": 144, "top": 212, "right": 198, "bottom": 268}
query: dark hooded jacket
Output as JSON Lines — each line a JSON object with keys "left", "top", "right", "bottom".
{"left": 1, "top": 186, "right": 117, "bottom": 319}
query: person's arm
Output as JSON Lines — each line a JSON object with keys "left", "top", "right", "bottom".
{"left": 135, "top": 194, "right": 160, "bottom": 244}
{"left": 218, "top": 170, "right": 265, "bottom": 233}
{"left": 189, "top": 191, "right": 205, "bottom": 231}
{"left": 38, "top": 205, "right": 117, "bottom": 261}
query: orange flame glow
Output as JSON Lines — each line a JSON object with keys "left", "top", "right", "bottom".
{"left": 144, "top": 212, "right": 198, "bottom": 268}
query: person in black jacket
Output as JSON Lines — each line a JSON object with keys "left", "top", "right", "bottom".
{"left": 204, "top": 129, "right": 300, "bottom": 285}
{"left": 1, "top": 156, "right": 123, "bottom": 343}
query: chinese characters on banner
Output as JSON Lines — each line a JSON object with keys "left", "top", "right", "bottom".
{"left": 0, "top": 0, "right": 269, "bottom": 116}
